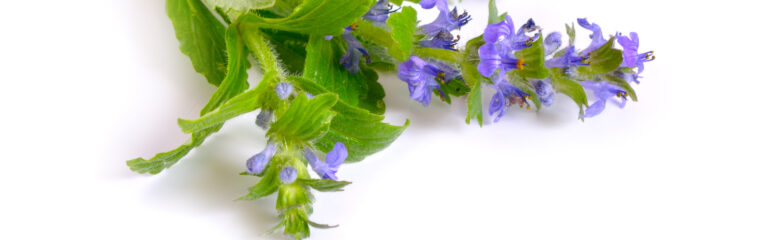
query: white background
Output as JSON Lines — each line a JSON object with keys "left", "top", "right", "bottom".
{"left": 2, "top": 0, "right": 767, "bottom": 239}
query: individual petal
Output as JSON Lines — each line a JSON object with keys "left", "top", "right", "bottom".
{"left": 577, "top": 18, "right": 606, "bottom": 53}
{"left": 279, "top": 167, "right": 298, "bottom": 184}
{"left": 483, "top": 15, "right": 514, "bottom": 43}
{"left": 325, "top": 142, "right": 348, "bottom": 170}
{"left": 544, "top": 32, "right": 562, "bottom": 56}
{"left": 275, "top": 82, "right": 293, "bottom": 100}
{"left": 534, "top": 80, "right": 555, "bottom": 107}
{"left": 255, "top": 109, "right": 273, "bottom": 130}
{"left": 246, "top": 142, "right": 277, "bottom": 175}
{"left": 363, "top": 0, "right": 396, "bottom": 23}
{"left": 397, "top": 56, "right": 441, "bottom": 106}
{"left": 583, "top": 99, "right": 607, "bottom": 118}
{"left": 477, "top": 43, "right": 501, "bottom": 77}
{"left": 489, "top": 91, "right": 507, "bottom": 122}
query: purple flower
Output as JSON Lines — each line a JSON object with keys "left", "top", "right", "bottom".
{"left": 363, "top": 0, "right": 398, "bottom": 24}
{"left": 577, "top": 18, "right": 607, "bottom": 54}
{"left": 304, "top": 142, "right": 348, "bottom": 180}
{"left": 279, "top": 167, "right": 298, "bottom": 184}
{"left": 419, "top": 30, "right": 458, "bottom": 51}
{"left": 544, "top": 46, "right": 589, "bottom": 68}
{"left": 533, "top": 80, "right": 554, "bottom": 107}
{"left": 275, "top": 82, "right": 293, "bottom": 100}
{"left": 340, "top": 30, "right": 371, "bottom": 74}
{"left": 246, "top": 142, "right": 277, "bottom": 175}
{"left": 255, "top": 109, "right": 272, "bottom": 130}
{"left": 488, "top": 75, "right": 531, "bottom": 122}
{"left": 419, "top": 0, "right": 471, "bottom": 38}
{"left": 397, "top": 56, "right": 460, "bottom": 106}
{"left": 617, "top": 32, "right": 654, "bottom": 73}
{"left": 580, "top": 81, "right": 628, "bottom": 118}
{"left": 477, "top": 16, "right": 538, "bottom": 77}
{"left": 544, "top": 32, "right": 562, "bottom": 56}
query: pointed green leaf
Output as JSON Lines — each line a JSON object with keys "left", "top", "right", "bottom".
{"left": 240, "top": 0, "right": 374, "bottom": 36}
{"left": 303, "top": 35, "right": 385, "bottom": 114}
{"left": 299, "top": 179, "right": 352, "bottom": 192}
{"left": 488, "top": 0, "right": 503, "bottom": 24}
{"left": 514, "top": 35, "right": 549, "bottom": 79}
{"left": 268, "top": 93, "right": 339, "bottom": 143}
{"left": 239, "top": 165, "right": 281, "bottom": 200}
{"left": 413, "top": 47, "right": 461, "bottom": 64}
{"left": 386, "top": 6, "right": 418, "bottom": 61}
{"left": 200, "top": 24, "right": 252, "bottom": 114}
{"left": 204, "top": 0, "right": 276, "bottom": 11}
{"left": 550, "top": 68, "right": 588, "bottom": 118}
{"left": 465, "top": 79, "right": 484, "bottom": 126}
{"left": 166, "top": 0, "right": 227, "bottom": 86}
{"left": 581, "top": 37, "right": 623, "bottom": 74}
{"left": 354, "top": 20, "right": 403, "bottom": 62}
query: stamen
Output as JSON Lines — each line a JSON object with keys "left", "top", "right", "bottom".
{"left": 516, "top": 59, "right": 526, "bottom": 70}
{"left": 349, "top": 21, "right": 359, "bottom": 31}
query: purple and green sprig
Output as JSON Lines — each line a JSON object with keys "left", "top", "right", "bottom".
{"left": 126, "top": 0, "right": 654, "bottom": 239}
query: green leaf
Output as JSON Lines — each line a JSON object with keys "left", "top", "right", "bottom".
{"left": 507, "top": 71, "right": 541, "bottom": 110}
{"left": 240, "top": 0, "right": 375, "bottom": 36}
{"left": 436, "top": 77, "right": 470, "bottom": 104}
{"left": 386, "top": 6, "right": 418, "bottom": 61}
{"left": 127, "top": 23, "right": 261, "bottom": 175}
{"left": 299, "top": 179, "right": 352, "bottom": 192}
{"left": 303, "top": 35, "right": 386, "bottom": 114}
{"left": 177, "top": 71, "right": 277, "bottom": 134}
{"left": 602, "top": 73, "right": 638, "bottom": 101}
{"left": 550, "top": 68, "right": 589, "bottom": 118}
{"left": 268, "top": 93, "right": 338, "bottom": 143}
{"left": 204, "top": 0, "right": 276, "bottom": 11}
{"left": 126, "top": 125, "right": 222, "bottom": 174}
{"left": 200, "top": 24, "right": 251, "bottom": 114}
{"left": 465, "top": 79, "right": 484, "bottom": 126}
{"left": 239, "top": 165, "right": 281, "bottom": 200}
{"left": 391, "top": 0, "right": 421, "bottom": 5}
{"left": 289, "top": 76, "right": 409, "bottom": 162}
{"left": 488, "top": 0, "right": 503, "bottom": 24}
{"left": 580, "top": 37, "right": 623, "bottom": 74}
{"left": 167, "top": 0, "right": 227, "bottom": 86}
{"left": 354, "top": 20, "right": 403, "bottom": 62}
{"left": 514, "top": 35, "right": 549, "bottom": 79}
{"left": 413, "top": 47, "right": 461, "bottom": 64}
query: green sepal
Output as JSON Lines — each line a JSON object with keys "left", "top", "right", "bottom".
{"left": 565, "top": 22, "right": 576, "bottom": 46}
{"left": 550, "top": 68, "right": 589, "bottom": 118}
{"left": 513, "top": 35, "right": 549, "bottom": 79}
{"left": 435, "top": 78, "right": 470, "bottom": 104}
{"left": 267, "top": 93, "right": 338, "bottom": 143}
{"left": 281, "top": 206, "right": 311, "bottom": 239}
{"left": 299, "top": 178, "right": 352, "bottom": 192}
{"left": 166, "top": 0, "right": 227, "bottom": 86}
{"left": 277, "top": 183, "right": 313, "bottom": 209}
{"left": 386, "top": 6, "right": 418, "bottom": 61}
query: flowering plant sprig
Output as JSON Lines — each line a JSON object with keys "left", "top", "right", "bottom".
{"left": 127, "top": 0, "right": 654, "bottom": 238}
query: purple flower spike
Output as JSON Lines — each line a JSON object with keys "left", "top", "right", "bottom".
{"left": 279, "top": 167, "right": 298, "bottom": 184}
{"left": 363, "top": 0, "right": 398, "bottom": 24}
{"left": 545, "top": 46, "right": 589, "bottom": 68}
{"left": 340, "top": 30, "right": 371, "bottom": 74}
{"left": 489, "top": 76, "right": 531, "bottom": 122}
{"left": 581, "top": 81, "right": 629, "bottom": 118}
{"left": 577, "top": 18, "right": 607, "bottom": 53}
{"left": 617, "top": 32, "right": 654, "bottom": 73}
{"left": 534, "top": 80, "right": 554, "bottom": 107}
{"left": 420, "top": 4, "right": 471, "bottom": 37}
{"left": 397, "top": 56, "right": 457, "bottom": 106}
{"left": 246, "top": 142, "right": 277, "bottom": 175}
{"left": 305, "top": 142, "right": 348, "bottom": 180}
{"left": 275, "top": 82, "right": 293, "bottom": 100}
{"left": 544, "top": 32, "right": 562, "bottom": 56}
